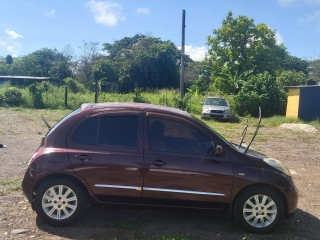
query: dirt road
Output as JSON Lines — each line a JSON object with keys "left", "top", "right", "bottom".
{"left": 0, "top": 108, "right": 319, "bottom": 240}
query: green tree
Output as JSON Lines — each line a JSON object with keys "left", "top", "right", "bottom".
{"left": 206, "top": 11, "right": 287, "bottom": 94}
{"left": 91, "top": 58, "right": 117, "bottom": 92}
{"left": 282, "top": 55, "right": 308, "bottom": 74}
{"left": 309, "top": 58, "right": 320, "bottom": 82}
{"left": 5, "top": 55, "right": 13, "bottom": 64}
{"left": 103, "top": 34, "right": 181, "bottom": 92}
{"left": 16, "top": 48, "right": 72, "bottom": 80}
{"left": 276, "top": 70, "right": 308, "bottom": 87}
{"left": 77, "top": 41, "right": 101, "bottom": 84}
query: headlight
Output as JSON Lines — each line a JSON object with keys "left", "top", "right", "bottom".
{"left": 224, "top": 109, "right": 230, "bottom": 114}
{"left": 203, "top": 108, "right": 210, "bottom": 113}
{"left": 263, "top": 158, "right": 291, "bottom": 176}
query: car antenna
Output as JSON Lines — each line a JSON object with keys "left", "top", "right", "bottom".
{"left": 244, "top": 106, "right": 262, "bottom": 154}
{"left": 41, "top": 114, "right": 52, "bottom": 130}
{"left": 239, "top": 119, "right": 249, "bottom": 149}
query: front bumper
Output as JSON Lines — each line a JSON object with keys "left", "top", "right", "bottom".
{"left": 285, "top": 179, "right": 299, "bottom": 216}
{"left": 201, "top": 112, "right": 231, "bottom": 120}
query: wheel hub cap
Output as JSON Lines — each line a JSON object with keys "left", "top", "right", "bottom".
{"left": 243, "top": 194, "right": 277, "bottom": 228}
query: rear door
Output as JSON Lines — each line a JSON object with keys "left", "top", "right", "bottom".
{"left": 142, "top": 113, "right": 234, "bottom": 203}
{"left": 67, "top": 112, "right": 144, "bottom": 199}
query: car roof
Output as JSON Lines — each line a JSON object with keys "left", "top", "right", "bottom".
{"left": 80, "top": 102, "right": 192, "bottom": 118}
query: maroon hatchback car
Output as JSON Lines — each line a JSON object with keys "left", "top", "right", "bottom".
{"left": 22, "top": 103, "right": 298, "bottom": 233}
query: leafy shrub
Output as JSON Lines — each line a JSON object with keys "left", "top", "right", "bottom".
{"left": 64, "top": 77, "right": 85, "bottom": 93}
{"left": 276, "top": 70, "right": 308, "bottom": 87}
{"left": 0, "top": 93, "right": 4, "bottom": 106}
{"left": 29, "top": 82, "right": 53, "bottom": 108}
{"left": 132, "top": 88, "right": 149, "bottom": 103}
{"left": 235, "top": 72, "right": 286, "bottom": 117}
{"left": 173, "top": 94, "right": 192, "bottom": 112}
{"left": 3, "top": 87, "right": 23, "bottom": 106}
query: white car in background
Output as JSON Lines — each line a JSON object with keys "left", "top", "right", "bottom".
{"left": 201, "top": 97, "right": 231, "bottom": 120}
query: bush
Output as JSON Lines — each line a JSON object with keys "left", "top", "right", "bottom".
{"left": 29, "top": 82, "right": 53, "bottom": 108}
{"left": 3, "top": 87, "right": 23, "bottom": 107}
{"left": 235, "top": 72, "right": 286, "bottom": 117}
{"left": 132, "top": 88, "right": 149, "bottom": 103}
{"left": 276, "top": 70, "right": 308, "bottom": 87}
{"left": 64, "top": 77, "right": 85, "bottom": 93}
{"left": 0, "top": 93, "right": 4, "bottom": 106}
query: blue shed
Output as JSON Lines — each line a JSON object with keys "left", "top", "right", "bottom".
{"left": 286, "top": 85, "right": 320, "bottom": 121}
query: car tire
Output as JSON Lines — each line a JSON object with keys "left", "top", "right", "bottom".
{"left": 233, "top": 187, "right": 284, "bottom": 233}
{"left": 34, "top": 178, "right": 87, "bottom": 226}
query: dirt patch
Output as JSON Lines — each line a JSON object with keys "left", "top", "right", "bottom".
{"left": 280, "top": 123, "right": 318, "bottom": 133}
{"left": 0, "top": 108, "right": 320, "bottom": 239}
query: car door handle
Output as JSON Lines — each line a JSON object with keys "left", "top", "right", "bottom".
{"left": 150, "top": 159, "right": 166, "bottom": 167}
{"left": 74, "top": 154, "right": 92, "bottom": 161}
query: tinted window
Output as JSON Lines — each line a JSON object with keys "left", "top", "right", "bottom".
{"left": 73, "top": 117, "right": 98, "bottom": 145}
{"left": 99, "top": 116, "right": 138, "bottom": 147}
{"left": 149, "top": 117, "right": 214, "bottom": 155}
{"left": 73, "top": 115, "right": 138, "bottom": 147}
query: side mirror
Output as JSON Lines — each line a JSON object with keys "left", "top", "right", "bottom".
{"left": 200, "top": 102, "right": 204, "bottom": 105}
{"left": 0, "top": 144, "right": 6, "bottom": 148}
{"left": 215, "top": 145, "right": 223, "bottom": 156}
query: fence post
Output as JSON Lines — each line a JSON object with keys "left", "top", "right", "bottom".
{"left": 64, "top": 86, "right": 68, "bottom": 108}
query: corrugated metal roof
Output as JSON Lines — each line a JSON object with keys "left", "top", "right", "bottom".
{"left": 0, "top": 75, "right": 51, "bottom": 80}
{"left": 286, "top": 85, "right": 320, "bottom": 89}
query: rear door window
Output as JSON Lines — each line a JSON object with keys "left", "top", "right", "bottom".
{"left": 99, "top": 116, "right": 138, "bottom": 147}
{"left": 72, "top": 115, "right": 138, "bottom": 148}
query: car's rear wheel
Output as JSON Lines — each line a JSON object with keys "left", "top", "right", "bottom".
{"left": 34, "top": 179, "right": 87, "bottom": 226}
{"left": 233, "top": 187, "right": 284, "bottom": 233}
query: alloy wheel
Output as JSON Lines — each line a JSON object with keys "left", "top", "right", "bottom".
{"left": 41, "top": 185, "right": 78, "bottom": 220}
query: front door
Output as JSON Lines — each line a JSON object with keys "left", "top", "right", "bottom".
{"left": 142, "top": 115, "right": 234, "bottom": 203}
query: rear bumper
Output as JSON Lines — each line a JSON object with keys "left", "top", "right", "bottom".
{"left": 22, "top": 168, "right": 37, "bottom": 207}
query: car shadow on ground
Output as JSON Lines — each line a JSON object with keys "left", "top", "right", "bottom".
{"left": 36, "top": 207, "right": 320, "bottom": 240}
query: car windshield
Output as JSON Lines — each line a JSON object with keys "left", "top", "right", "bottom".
{"left": 205, "top": 98, "right": 228, "bottom": 106}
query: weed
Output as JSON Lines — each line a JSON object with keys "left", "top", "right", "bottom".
{"left": 0, "top": 178, "right": 22, "bottom": 196}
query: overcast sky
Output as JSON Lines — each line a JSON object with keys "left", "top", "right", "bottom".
{"left": 1, "top": 0, "right": 320, "bottom": 61}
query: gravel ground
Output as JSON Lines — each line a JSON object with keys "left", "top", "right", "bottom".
{"left": 0, "top": 108, "right": 319, "bottom": 240}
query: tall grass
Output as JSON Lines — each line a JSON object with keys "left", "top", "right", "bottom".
{"left": 1, "top": 84, "right": 319, "bottom": 128}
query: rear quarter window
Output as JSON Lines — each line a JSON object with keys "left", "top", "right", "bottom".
{"left": 72, "top": 117, "right": 99, "bottom": 145}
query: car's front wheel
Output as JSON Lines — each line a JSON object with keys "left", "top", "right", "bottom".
{"left": 34, "top": 179, "right": 87, "bottom": 226}
{"left": 233, "top": 187, "right": 284, "bottom": 233}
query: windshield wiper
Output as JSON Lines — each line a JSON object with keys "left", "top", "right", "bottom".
{"left": 41, "top": 114, "right": 52, "bottom": 130}
{"left": 244, "top": 107, "right": 262, "bottom": 154}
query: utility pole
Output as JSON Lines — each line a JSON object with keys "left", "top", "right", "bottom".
{"left": 180, "top": 9, "right": 186, "bottom": 99}
{"left": 94, "top": 79, "right": 98, "bottom": 103}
